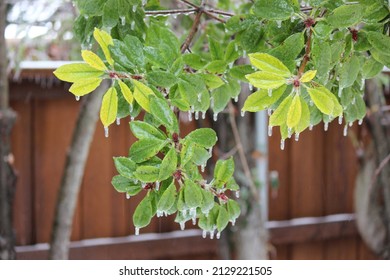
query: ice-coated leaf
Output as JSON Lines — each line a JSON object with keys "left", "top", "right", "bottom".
{"left": 159, "top": 148, "right": 178, "bottom": 181}
{"left": 214, "top": 157, "right": 234, "bottom": 187}
{"left": 326, "top": 4, "right": 363, "bottom": 28}
{"left": 200, "top": 189, "right": 215, "bottom": 214}
{"left": 69, "top": 78, "right": 102, "bottom": 96}
{"left": 295, "top": 96, "right": 311, "bottom": 133}
{"left": 81, "top": 50, "right": 107, "bottom": 71}
{"left": 226, "top": 177, "right": 239, "bottom": 191}
{"left": 93, "top": 28, "right": 114, "bottom": 65}
{"left": 133, "top": 195, "right": 153, "bottom": 229}
{"left": 184, "top": 180, "right": 203, "bottom": 209}
{"left": 227, "top": 200, "right": 241, "bottom": 221}
{"left": 339, "top": 56, "right": 360, "bottom": 89}
{"left": 199, "top": 74, "right": 224, "bottom": 90}
{"left": 132, "top": 80, "right": 155, "bottom": 113}
{"left": 249, "top": 53, "right": 291, "bottom": 77}
{"left": 157, "top": 182, "right": 176, "bottom": 212}
{"left": 130, "top": 121, "right": 166, "bottom": 141}
{"left": 246, "top": 71, "right": 286, "bottom": 89}
{"left": 111, "top": 175, "right": 142, "bottom": 195}
{"left": 129, "top": 138, "right": 167, "bottom": 163}
{"left": 113, "top": 157, "right": 136, "bottom": 178}
{"left": 118, "top": 80, "right": 133, "bottom": 105}
{"left": 287, "top": 95, "right": 302, "bottom": 128}
{"left": 253, "top": 0, "right": 295, "bottom": 20}
{"left": 53, "top": 63, "right": 103, "bottom": 83}
{"left": 100, "top": 87, "right": 118, "bottom": 127}
{"left": 367, "top": 31, "right": 390, "bottom": 55}
{"left": 180, "top": 142, "right": 195, "bottom": 167}
{"left": 134, "top": 165, "right": 160, "bottom": 182}
{"left": 186, "top": 128, "right": 217, "bottom": 149}
{"left": 216, "top": 206, "right": 229, "bottom": 232}
{"left": 362, "top": 57, "right": 384, "bottom": 79}
{"left": 242, "top": 85, "right": 286, "bottom": 112}
{"left": 300, "top": 70, "right": 317, "bottom": 83}
{"left": 149, "top": 96, "right": 178, "bottom": 132}
{"left": 307, "top": 86, "right": 334, "bottom": 115}
{"left": 269, "top": 95, "right": 293, "bottom": 126}
{"left": 147, "top": 71, "right": 178, "bottom": 88}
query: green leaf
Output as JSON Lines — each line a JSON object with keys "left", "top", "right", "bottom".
{"left": 184, "top": 180, "right": 203, "bottom": 209}
{"left": 295, "top": 96, "right": 311, "bottom": 133}
{"left": 300, "top": 70, "right": 317, "bottom": 83}
{"left": 159, "top": 148, "right": 178, "bottom": 181}
{"left": 253, "top": 0, "right": 295, "bottom": 20}
{"left": 246, "top": 71, "right": 286, "bottom": 89}
{"left": 93, "top": 28, "right": 114, "bottom": 65}
{"left": 208, "top": 36, "right": 224, "bottom": 61}
{"left": 183, "top": 53, "right": 207, "bottom": 70}
{"left": 191, "top": 146, "right": 211, "bottom": 166}
{"left": 180, "top": 142, "right": 195, "bottom": 167}
{"left": 69, "top": 78, "right": 102, "bottom": 96}
{"left": 133, "top": 195, "right": 153, "bottom": 229}
{"left": 186, "top": 128, "right": 218, "bottom": 149}
{"left": 269, "top": 33, "right": 304, "bottom": 68}
{"left": 362, "top": 57, "right": 384, "bottom": 79}
{"left": 149, "top": 96, "right": 177, "bottom": 132}
{"left": 249, "top": 53, "right": 291, "bottom": 77}
{"left": 242, "top": 85, "right": 286, "bottom": 112}
{"left": 200, "top": 189, "right": 215, "bottom": 215}
{"left": 204, "top": 60, "right": 227, "bottom": 74}
{"left": 111, "top": 175, "right": 142, "bottom": 195}
{"left": 100, "top": 87, "right": 118, "bottom": 127}
{"left": 367, "top": 31, "right": 390, "bottom": 55}
{"left": 81, "top": 50, "right": 107, "bottom": 71}
{"left": 226, "top": 177, "right": 239, "bottom": 191}
{"left": 287, "top": 94, "right": 302, "bottom": 128}
{"left": 130, "top": 121, "right": 166, "bottom": 141}
{"left": 199, "top": 74, "right": 224, "bottom": 90}
{"left": 216, "top": 206, "right": 229, "bottom": 232}
{"left": 339, "top": 56, "right": 360, "bottom": 89}
{"left": 118, "top": 80, "right": 134, "bottom": 105}
{"left": 227, "top": 200, "right": 241, "bottom": 222}
{"left": 240, "top": 23, "right": 264, "bottom": 53}
{"left": 129, "top": 138, "right": 167, "bottom": 163}
{"left": 307, "top": 86, "right": 334, "bottom": 115}
{"left": 157, "top": 182, "right": 177, "bottom": 212}
{"left": 53, "top": 63, "right": 103, "bottom": 83}
{"left": 229, "top": 65, "right": 254, "bottom": 81}
{"left": 311, "top": 39, "right": 331, "bottom": 84}
{"left": 147, "top": 71, "right": 178, "bottom": 88}
{"left": 132, "top": 80, "right": 155, "bottom": 113}
{"left": 214, "top": 157, "right": 234, "bottom": 187}
{"left": 326, "top": 4, "right": 363, "bottom": 28}
{"left": 134, "top": 165, "right": 160, "bottom": 182}
{"left": 269, "top": 95, "right": 293, "bottom": 126}
{"left": 103, "top": 0, "right": 119, "bottom": 28}
{"left": 113, "top": 157, "right": 136, "bottom": 178}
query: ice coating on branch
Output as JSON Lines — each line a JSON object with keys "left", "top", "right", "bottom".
{"left": 135, "top": 227, "right": 140, "bottom": 236}
{"left": 104, "top": 127, "right": 109, "bottom": 138}
{"left": 268, "top": 126, "right": 273, "bottom": 137}
{"left": 280, "top": 139, "right": 285, "bottom": 150}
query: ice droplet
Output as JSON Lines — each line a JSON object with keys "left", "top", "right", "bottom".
{"left": 180, "top": 222, "right": 185, "bottom": 231}
{"left": 234, "top": 96, "right": 239, "bottom": 102}
{"left": 309, "top": 100, "right": 313, "bottom": 106}
{"left": 358, "top": 119, "right": 363, "bottom": 126}
{"left": 75, "top": 96, "right": 80, "bottom": 101}
{"left": 116, "top": 118, "right": 121, "bottom": 125}
{"left": 324, "top": 122, "right": 329, "bottom": 131}
{"left": 129, "top": 104, "right": 134, "bottom": 113}
{"left": 210, "top": 230, "right": 215, "bottom": 239}
{"left": 208, "top": 147, "right": 213, "bottom": 156}
{"left": 276, "top": 20, "right": 282, "bottom": 28}
{"left": 231, "top": 219, "right": 236, "bottom": 226}
{"left": 235, "top": 191, "right": 240, "bottom": 199}
{"left": 131, "top": 116, "right": 135, "bottom": 121}
{"left": 202, "top": 230, "right": 207, "bottom": 238}
{"left": 132, "top": 5, "right": 137, "bottom": 12}
{"left": 343, "top": 125, "right": 348, "bottom": 137}
{"left": 249, "top": 84, "right": 253, "bottom": 91}
{"left": 349, "top": 122, "right": 353, "bottom": 127}
{"left": 361, "top": 79, "right": 366, "bottom": 91}
{"left": 213, "top": 113, "right": 218, "bottom": 121}
{"left": 309, "top": 124, "right": 314, "bottom": 131}
{"left": 131, "top": 21, "right": 135, "bottom": 30}
{"left": 155, "top": 181, "right": 160, "bottom": 191}
{"left": 197, "top": 93, "right": 202, "bottom": 102}
{"left": 241, "top": 111, "right": 246, "bottom": 117}
{"left": 135, "top": 227, "right": 140, "bottom": 236}
{"left": 201, "top": 164, "right": 205, "bottom": 172}
{"left": 173, "top": 14, "right": 177, "bottom": 19}
{"left": 288, "top": 127, "right": 292, "bottom": 138}
{"left": 188, "top": 111, "right": 193, "bottom": 121}
{"left": 338, "top": 87, "right": 343, "bottom": 98}
{"left": 104, "top": 127, "right": 109, "bottom": 138}
{"left": 216, "top": 232, "right": 221, "bottom": 239}
{"left": 190, "top": 105, "right": 195, "bottom": 113}
{"left": 126, "top": 193, "right": 131, "bottom": 199}
{"left": 338, "top": 115, "right": 343, "bottom": 125}
{"left": 268, "top": 88, "right": 273, "bottom": 97}
{"left": 120, "top": 16, "right": 126, "bottom": 26}
{"left": 351, "top": 97, "right": 356, "bottom": 105}
{"left": 295, "top": 133, "right": 300, "bottom": 142}
{"left": 192, "top": 217, "right": 196, "bottom": 225}
{"left": 202, "top": 111, "right": 206, "bottom": 120}
{"left": 280, "top": 139, "right": 285, "bottom": 150}
{"left": 268, "top": 126, "right": 273, "bottom": 137}
{"left": 195, "top": 111, "right": 199, "bottom": 120}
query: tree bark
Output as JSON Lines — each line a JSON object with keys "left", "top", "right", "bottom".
{"left": 49, "top": 82, "right": 108, "bottom": 260}
{"left": 0, "top": 0, "right": 17, "bottom": 260}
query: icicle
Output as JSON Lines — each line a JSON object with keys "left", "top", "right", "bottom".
{"left": 249, "top": 84, "right": 253, "bottom": 91}
{"left": 268, "top": 108, "right": 273, "bottom": 116}
{"left": 190, "top": 105, "right": 195, "bottom": 113}
{"left": 343, "top": 125, "right": 348, "bottom": 136}
{"left": 338, "top": 87, "right": 343, "bottom": 97}
{"left": 213, "top": 113, "right": 218, "bottom": 121}
{"left": 75, "top": 96, "right": 80, "bottom": 101}
{"left": 156, "top": 211, "right": 162, "bottom": 218}
{"left": 231, "top": 219, "right": 236, "bottom": 226}
{"left": 208, "top": 147, "right": 213, "bottom": 156}
{"left": 188, "top": 111, "right": 193, "bottom": 121}
{"left": 155, "top": 181, "right": 160, "bottom": 191}
{"left": 268, "top": 88, "right": 273, "bottom": 97}
{"left": 280, "top": 139, "right": 285, "bottom": 150}
{"left": 361, "top": 79, "right": 366, "bottom": 91}
{"left": 241, "top": 111, "right": 246, "bottom": 117}
{"left": 116, "top": 118, "right": 121, "bottom": 125}
{"left": 276, "top": 20, "right": 282, "bottom": 28}
{"left": 104, "top": 127, "right": 109, "bottom": 138}
{"left": 202, "top": 230, "right": 207, "bottom": 238}
{"left": 295, "top": 133, "right": 300, "bottom": 142}
{"left": 338, "top": 115, "right": 343, "bottom": 125}
{"left": 135, "top": 227, "right": 140, "bottom": 235}
{"left": 268, "top": 126, "right": 273, "bottom": 137}
{"left": 195, "top": 111, "right": 199, "bottom": 120}
{"left": 132, "top": 5, "right": 137, "bottom": 12}
{"left": 129, "top": 104, "right": 134, "bottom": 113}
{"left": 197, "top": 93, "right": 202, "bottom": 102}
{"left": 126, "top": 193, "right": 131, "bottom": 199}
{"left": 324, "top": 122, "right": 329, "bottom": 131}
{"left": 131, "top": 21, "right": 135, "bottom": 30}
{"left": 234, "top": 96, "right": 238, "bottom": 102}
{"left": 358, "top": 119, "right": 363, "bottom": 125}
{"left": 192, "top": 217, "right": 196, "bottom": 225}
{"left": 309, "top": 124, "right": 314, "bottom": 131}
{"left": 216, "top": 232, "right": 221, "bottom": 239}
{"left": 201, "top": 164, "right": 205, "bottom": 172}
{"left": 131, "top": 116, "right": 135, "bottom": 121}
{"left": 180, "top": 222, "right": 185, "bottom": 231}
{"left": 202, "top": 111, "right": 206, "bottom": 120}
{"left": 349, "top": 122, "right": 353, "bottom": 127}
{"left": 210, "top": 230, "right": 215, "bottom": 239}
{"left": 288, "top": 127, "right": 292, "bottom": 138}
{"left": 120, "top": 16, "right": 126, "bottom": 26}
{"left": 235, "top": 191, "right": 240, "bottom": 199}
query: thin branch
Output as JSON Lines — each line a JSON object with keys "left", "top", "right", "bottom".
{"left": 228, "top": 101, "right": 260, "bottom": 201}
{"left": 202, "top": 10, "right": 226, "bottom": 23}
{"left": 180, "top": 4, "right": 204, "bottom": 53}
{"left": 207, "top": 9, "right": 234, "bottom": 17}
{"left": 179, "top": 0, "right": 199, "bottom": 9}
{"left": 145, "top": 8, "right": 197, "bottom": 16}
{"left": 298, "top": 28, "right": 313, "bottom": 76}
{"left": 374, "top": 153, "right": 390, "bottom": 180}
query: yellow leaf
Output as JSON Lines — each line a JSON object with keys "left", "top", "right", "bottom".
{"left": 93, "top": 28, "right": 114, "bottom": 66}
{"left": 300, "top": 70, "right": 317, "bottom": 83}
{"left": 133, "top": 80, "right": 155, "bottom": 112}
{"left": 245, "top": 71, "right": 286, "bottom": 89}
{"left": 249, "top": 53, "right": 291, "bottom": 77}
{"left": 100, "top": 87, "right": 118, "bottom": 127}
{"left": 287, "top": 94, "right": 302, "bottom": 128}
{"left": 53, "top": 63, "right": 103, "bottom": 83}
{"left": 118, "top": 80, "right": 134, "bottom": 105}
{"left": 81, "top": 50, "right": 107, "bottom": 71}
{"left": 69, "top": 78, "right": 102, "bottom": 96}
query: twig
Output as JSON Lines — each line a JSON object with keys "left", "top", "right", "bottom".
{"left": 298, "top": 28, "right": 313, "bottom": 76}
{"left": 202, "top": 10, "right": 226, "bottom": 23}
{"left": 374, "top": 153, "right": 390, "bottom": 181}
{"left": 180, "top": 2, "right": 205, "bottom": 53}
{"left": 207, "top": 9, "right": 234, "bottom": 17}
{"left": 228, "top": 101, "right": 260, "bottom": 201}
{"left": 221, "top": 146, "right": 238, "bottom": 160}
{"left": 145, "top": 8, "right": 197, "bottom": 16}
{"left": 179, "top": 0, "right": 199, "bottom": 9}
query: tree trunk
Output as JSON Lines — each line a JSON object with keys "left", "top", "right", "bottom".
{"left": 49, "top": 82, "right": 108, "bottom": 260}
{"left": 0, "top": 0, "right": 17, "bottom": 260}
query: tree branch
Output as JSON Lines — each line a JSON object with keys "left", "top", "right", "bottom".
{"left": 298, "top": 28, "right": 313, "bottom": 76}
{"left": 180, "top": 3, "right": 205, "bottom": 53}
{"left": 145, "top": 8, "right": 196, "bottom": 16}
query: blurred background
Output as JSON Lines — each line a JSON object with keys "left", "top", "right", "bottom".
{"left": 4, "top": 0, "right": 390, "bottom": 259}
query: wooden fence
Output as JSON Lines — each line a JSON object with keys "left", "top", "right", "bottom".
{"left": 9, "top": 65, "right": 376, "bottom": 259}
